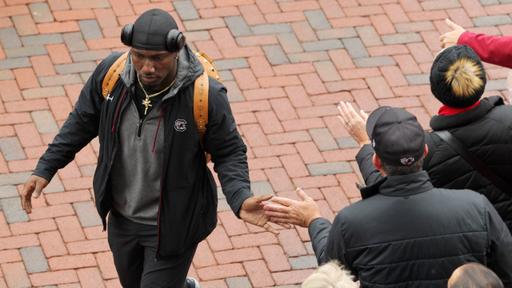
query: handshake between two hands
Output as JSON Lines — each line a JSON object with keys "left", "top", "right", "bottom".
{"left": 262, "top": 188, "right": 323, "bottom": 229}
{"left": 246, "top": 102, "right": 369, "bottom": 234}
{"left": 238, "top": 188, "right": 321, "bottom": 236}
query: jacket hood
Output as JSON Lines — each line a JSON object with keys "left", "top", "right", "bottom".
{"left": 119, "top": 44, "right": 205, "bottom": 101}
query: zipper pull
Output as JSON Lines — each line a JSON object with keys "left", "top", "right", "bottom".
{"left": 137, "top": 119, "right": 143, "bottom": 137}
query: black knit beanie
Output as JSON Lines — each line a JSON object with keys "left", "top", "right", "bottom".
{"left": 132, "top": 9, "right": 178, "bottom": 51}
{"left": 430, "top": 45, "right": 486, "bottom": 108}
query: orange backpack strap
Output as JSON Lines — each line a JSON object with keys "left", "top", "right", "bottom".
{"left": 193, "top": 51, "right": 221, "bottom": 163}
{"left": 101, "top": 51, "right": 129, "bottom": 98}
{"left": 193, "top": 50, "right": 221, "bottom": 82}
{"left": 194, "top": 71, "right": 209, "bottom": 150}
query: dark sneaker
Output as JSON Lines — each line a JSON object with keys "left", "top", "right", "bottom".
{"left": 186, "top": 277, "right": 201, "bottom": 288}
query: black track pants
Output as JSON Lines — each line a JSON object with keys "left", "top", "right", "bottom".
{"left": 107, "top": 209, "right": 198, "bottom": 288}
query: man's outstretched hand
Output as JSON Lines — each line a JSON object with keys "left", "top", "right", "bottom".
{"left": 239, "top": 195, "right": 292, "bottom": 235}
{"left": 263, "top": 188, "right": 322, "bottom": 228}
{"left": 21, "top": 175, "right": 49, "bottom": 214}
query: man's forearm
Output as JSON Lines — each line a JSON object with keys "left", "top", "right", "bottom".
{"left": 356, "top": 144, "right": 384, "bottom": 186}
{"left": 308, "top": 217, "right": 332, "bottom": 265}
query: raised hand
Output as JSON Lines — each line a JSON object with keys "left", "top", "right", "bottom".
{"left": 338, "top": 101, "right": 370, "bottom": 147}
{"left": 439, "top": 19, "right": 466, "bottom": 49}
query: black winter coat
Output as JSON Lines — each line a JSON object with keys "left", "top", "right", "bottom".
{"left": 357, "top": 96, "right": 512, "bottom": 232}
{"left": 309, "top": 170, "right": 512, "bottom": 287}
{"left": 33, "top": 50, "right": 251, "bottom": 258}
{"left": 424, "top": 96, "right": 512, "bottom": 231}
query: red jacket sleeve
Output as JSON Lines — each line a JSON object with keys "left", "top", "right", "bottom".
{"left": 458, "top": 31, "right": 512, "bottom": 69}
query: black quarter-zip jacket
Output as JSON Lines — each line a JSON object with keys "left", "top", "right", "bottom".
{"left": 33, "top": 46, "right": 251, "bottom": 259}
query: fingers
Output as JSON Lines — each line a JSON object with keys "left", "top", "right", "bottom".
{"left": 268, "top": 219, "right": 293, "bottom": 229}
{"left": 33, "top": 181, "right": 45, "bottom": 199}
{"left": 21, "top": 182, "right": 35, "bottom": 213}
{"left": 445, "top": 18, "right": 454, "bottom": 27}
{"left": 346, "top": 102, "right": 360, "bottom": 119}
{"left": 264, "top": 209, "right": 301, "bottom": 224}
{"left": 338, "top": 102, "right": 356, "bottom": 126}
{"left": 439, "top": 32, "right": 447, "bottom": 48}
{"left": 269, "top": 216, "right": 302, "bottom": 226}
{"left": 337, "top": 102, "right": 350, "bottom": 122}
{"left": 445, "top": 18, "right": 461, "bottom": 30}
{"left": 264, "top": 202, "right": 291, "bottom": 214}
{"left": 252, "top": 194, "right": 273, "bottom": 204}
{"left": 347, "top": 103, "right": 367, "bottom": 124}
{"left": 21, "top": 197, "right": 32, "bottom": 214}
{"left": 262, "top": 223, "right": 279, "bottom": 235}
{"left": 275, "top": 222, "right": 292, "bottom": 229}
{"left": 338, "top": 102, "right": 366, "bottom": 124}
{"left": 267, "top": 196, "right": 294, "bottom": 207}
{"left": 264, "top": 210, "right": 284, "bottom": 218}
{"left": 295, "top": 188, "right": 310, "bottom": 202}
{"left": 360, "top": 110, "right": 369, "bottom": 121}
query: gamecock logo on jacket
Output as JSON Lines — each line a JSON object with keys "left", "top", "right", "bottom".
{"left": 174, "top": 119, "right": 187, "bottom": 132}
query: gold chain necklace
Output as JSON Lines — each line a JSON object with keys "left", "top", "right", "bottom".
{"left": 137, "top": 73, "right": 176, "bottom": 115}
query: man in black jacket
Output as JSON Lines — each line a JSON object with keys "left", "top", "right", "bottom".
{"left": 263, "top": 107, "right": 512, "bottom": 287}
{"left": 20, "top": 9, "right": 283, "bottom": 288}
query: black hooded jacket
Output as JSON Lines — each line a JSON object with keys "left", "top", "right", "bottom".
{"left": 309, "top": 171, "right": 512, "bottom": 287}
{"left": 33, "top": 46, "right": 251, "bottom": 258}
{"left": 357, "top": 96, "right": 512, "bottom": 232}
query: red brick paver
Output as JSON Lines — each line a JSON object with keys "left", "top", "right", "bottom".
{"left": 0, "top": 0, "right": 509, "bottom": 287}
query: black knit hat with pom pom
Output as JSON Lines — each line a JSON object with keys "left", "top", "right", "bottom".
{"left": 430, "top": 45, "right": 486, "bottom": 108}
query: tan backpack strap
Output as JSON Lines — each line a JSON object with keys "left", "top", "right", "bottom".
{"left": 193, "top": 50, "right": 221, "bottom": 82}
{"left": 101, "top": 51, "right": 129, "bottom": 98}
{"left": 194, "top": 71, "right": 209, "bottom": 149}
{"left": 193, "top": 50, "right": 218, "bottom": 163}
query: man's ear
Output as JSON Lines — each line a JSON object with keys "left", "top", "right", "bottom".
{"left": 373, "top": 153, "right": 382, "bottom": 170}
{"left": 424, "top": 144, "right": 429, "bottom": 157}
{"left": 373, "top": 153, "right": 387, "bottom": 177}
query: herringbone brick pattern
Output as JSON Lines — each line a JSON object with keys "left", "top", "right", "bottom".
{"left": 0, "top": 0, "right": 510, "bottom": 287}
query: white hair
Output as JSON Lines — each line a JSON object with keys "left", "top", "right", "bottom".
{"left": 302, "top": 260, "right": 357, "bottom": 288}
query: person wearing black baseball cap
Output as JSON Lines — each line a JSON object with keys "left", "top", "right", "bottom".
{"left": 364, "top": 106, "right": 427, "bottom": 176}
{"left": 20, "top": 8, "right": 287, "bottom": 288}
{"left": 263, "top": 107, "right": 512, "bottom": 287}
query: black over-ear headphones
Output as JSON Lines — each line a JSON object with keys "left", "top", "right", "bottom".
{"left": 121, "top": 23, "right": 186, "bottom": 53}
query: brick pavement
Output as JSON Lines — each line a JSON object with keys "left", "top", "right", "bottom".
{"left": 0, "top": 0, "right": 510, "bottom": 287}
